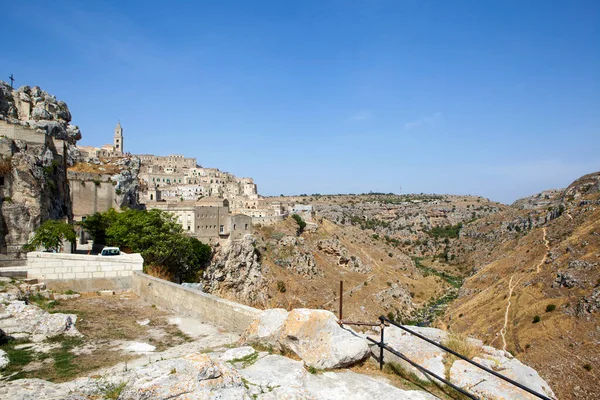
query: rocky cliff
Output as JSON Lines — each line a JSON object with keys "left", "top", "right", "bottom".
{"left": 203, "top": 234, "right": 270, "bottom": 307}
{"left": 0, "top": 83, "right": 81, "bottom": 145}
{"left": 0, "top": 82, "right": 81, "bottom": 258}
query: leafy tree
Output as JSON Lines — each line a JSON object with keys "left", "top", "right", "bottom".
{"left": 82, "top": 209, "right": 211, "bottom": 282}
{"left": 291, "top": 214, "right": 306, "bottom": 236}
{"left": 25, "top": 220, "right": 76, "bottom": 252}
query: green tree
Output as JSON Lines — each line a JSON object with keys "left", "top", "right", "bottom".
{"left": 25, "top": 220, "right": 76, "bottom": 253}
{"left": 291, "top": 214, "right": 306, "bottom": 236}
{"left": 82, "top": 209, "right": 211, "bottom": 282}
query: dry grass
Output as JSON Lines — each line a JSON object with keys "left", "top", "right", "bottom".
{"left": 145, "top": 264, "right": 175, "bottom": 281}
{"left": 68, "top": 161, "right": 121, "bottom": 175}
{"left": 0, "top": 156, "right": 12, "bottom": 174}
{"left": 2, "top": 293, "right": 191, "bottom": 383}
{"left": 443, "top": 331, "right": 479, "bottom": 359}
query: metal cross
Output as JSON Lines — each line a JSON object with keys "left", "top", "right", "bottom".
{"left": 8, "top": 74, "right": 15, "bottom": 89}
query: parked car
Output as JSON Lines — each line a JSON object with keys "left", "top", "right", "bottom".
{"left": 100, "top": 247, "right": 121, "bottom": 256}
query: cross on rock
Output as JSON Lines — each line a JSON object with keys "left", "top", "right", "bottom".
{"left": 9, "top": 74, "right": 15, "bottom": 88}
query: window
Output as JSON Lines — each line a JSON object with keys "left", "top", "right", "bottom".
{"left": 233, "top": 224, "right": 236, "bottom": 230}
{"left": 245, "top": 224, "right": 248, "bottom": 230}
{"left": 219, "top": 225, "right": 224, "bottom": 233}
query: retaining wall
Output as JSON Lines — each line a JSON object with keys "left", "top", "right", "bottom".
{"left": 16, "top": 252, "right": 143, "bottom": 291}
{"left": 132, "top": 271, "right": 260, "bottom": 333}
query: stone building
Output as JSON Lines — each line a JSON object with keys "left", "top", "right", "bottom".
{"left": 145, "top": 197, "right": 253, "bottom": 244}
{"left": 77, "top": 122, "right": 126, "bottom": 158}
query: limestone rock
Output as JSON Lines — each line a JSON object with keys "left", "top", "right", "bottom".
{"left": 221, "top": 346, "right": 256, "bottom": 362}
{"left": 204, "top": 234, "right": 269, "bottom": 306}
{"left": 241, "top": 308, "right": 288, "bottom": 348}
{"left": 240, "top": 354, "right": 438, "bottom": 400}
{"left": 317, "top": 238, "right": 372, "bottom": 273}
{"left": 370, "top": 325, "right": 555, "bottom": 399}
{"left": 450, "top": 355, "right": 556, "bottom": 400}
{"left": 270, "top": 235, "right": 323, "bottom": 278}
{"left": 0, "top": 348, "right": 8, "bottom": 369}
{"left": 242, "top": 308, "right": 370, "bottom": 369}
{"left": 0, "top": 300, "right": 80, "bottom": 342}
{"left": 375, "top": 325, "right": 448, "bottom": 382}
{"left": 0, "top": 83, "right": 80, "bottom": 144}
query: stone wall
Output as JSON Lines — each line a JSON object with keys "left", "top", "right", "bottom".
{"left": 0, "top": 120, "right": 66, "bottom": 149}
{"left": 69, "top": 173, "right": 116, "bottom": 221}
{"left": 252, "top": 215, "right": 286, "bottom": 226}
{"left": 10, "top": 252, "right": 143, "bottom": 291}
{"left": 132, "top": 271, "right": 260, "bottom": 333}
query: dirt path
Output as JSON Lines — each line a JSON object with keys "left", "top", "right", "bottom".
{"left": 499, "top": 228, "right": 549, "bottom": 351}
{"left": 536, "top": 228, "right": 550, "bottom": 273}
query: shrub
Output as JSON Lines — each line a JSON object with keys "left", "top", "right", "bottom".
{"left": 545, "top": 304, "right": 556, "bottom": 312}
{"left": 276, "top": 281, "right": 286, "bottom": 293}
{"left": 583, "top": 363, "right": 592, "bottom": 371}
{"left": 532, "top": 315, "right": 541, "bottom": 323}
{"left": 291, "top": 214, "right": 306, "bottom": 236}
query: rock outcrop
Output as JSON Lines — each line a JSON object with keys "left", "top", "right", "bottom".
{"left": 317, "top": 238, "right": 372, "bottom": 273}
{"left": 0, "top": 349, "right": 437, "bottom": 400}
{"left": 372, "top": 325, "right": 556, "bottom": 400}
{"left": 0, "top": 83, "right": 81, "bottom": 144}
{"left": 242, "top": 308, "right": 370, "bottom": 369}
{"left": 272, "top": 235, "right": 323, "bottom": 278}
{"left": 0, "top": 82, "right": 80, "bottom": 258}
{"left": 204, "top": 234, "right": 269, "bottom": 306}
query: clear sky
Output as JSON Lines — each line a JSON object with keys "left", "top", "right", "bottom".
{"left": 2, "top": 0, "right": 598, "bottom": 203}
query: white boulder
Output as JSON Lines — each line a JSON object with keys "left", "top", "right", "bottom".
{"left": 242, "top": 308, "right": 370, "bottom": 369}
{"left": 0, "top": 349, "right": 9, "bottom": 369}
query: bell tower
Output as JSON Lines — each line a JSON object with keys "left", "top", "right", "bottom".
{"left": 113, "top": 121, "right": 124, "bottom": 154}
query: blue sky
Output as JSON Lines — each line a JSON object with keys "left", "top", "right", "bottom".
{"left": 2, "top": 0, "right": 598, "bottom": 203}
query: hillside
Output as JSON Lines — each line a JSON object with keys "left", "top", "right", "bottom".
{"left": 443, "top": 172, "right": 600, "bottom": 400}
{"left": 207, "top": 194, "right": 507, "bottom": 325}
{"left": 201, "top": 174, "right": 599, "bottom": 399}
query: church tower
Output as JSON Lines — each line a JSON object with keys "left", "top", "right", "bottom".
{"left": 113, "top": 121, "right": 124, "bottom": 154}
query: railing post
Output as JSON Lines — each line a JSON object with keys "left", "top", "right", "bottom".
{"left": 339, "top": 280, "right": 343, "bottom": 321}
{"left": 379, "top": 316, "right": 385, "bottom": 370}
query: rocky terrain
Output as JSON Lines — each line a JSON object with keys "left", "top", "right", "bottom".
{"left": 0, "top": 282, "right": 555, "bottom": 400}
{"left": 200, "top": 174, "right": 599, "bottom": 399}
{"left": 0, "top": 82, "right": 81, "bottom": 259}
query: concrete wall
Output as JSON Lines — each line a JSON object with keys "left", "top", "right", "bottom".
{"left": 132, "top": 271, "right": 260, "bottom": 333}
{"left": 13, "top": 252, "right": 143, "bottom": 291}
{"left": 0, "top": 120, "right": 65, "bottom": 149}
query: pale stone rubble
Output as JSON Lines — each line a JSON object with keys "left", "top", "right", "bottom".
{"left": 0, "top": 279, "right": 81, "bottom": 343}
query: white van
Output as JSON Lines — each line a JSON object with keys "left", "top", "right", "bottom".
{"left": 100, "top": 247, "right": 121, "bottom": 256}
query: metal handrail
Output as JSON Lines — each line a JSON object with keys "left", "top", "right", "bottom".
{"left": 366, "top": 336, "right": 479, "bottom": 399}
{"left": 376, "top": 315, "right": 553, "bottom": 400}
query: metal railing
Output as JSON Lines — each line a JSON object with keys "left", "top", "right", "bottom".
{"left": 364, "top": 315, "right": 553, "bottom": 400}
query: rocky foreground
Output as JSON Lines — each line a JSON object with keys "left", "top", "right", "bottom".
{"left": 0, "top": 280, "right": 555, "bottom": 399}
